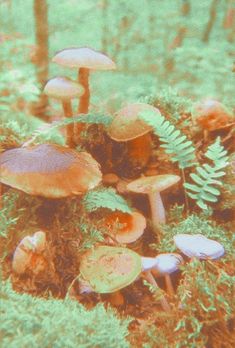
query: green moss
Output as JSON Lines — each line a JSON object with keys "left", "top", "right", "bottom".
{"left": 0, "top": 281, "right": 131, "bottom": 348}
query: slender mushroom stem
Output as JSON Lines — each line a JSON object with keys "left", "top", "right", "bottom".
{"left": 144, "top": 270, "right": 171, "bottom": 312}
{"left": 148, "top": 191, "right": 166, "bottom": 228}
{"left": 62, "top": 100, "right": 75, "bottom": 148}
{"left": 75, "top": 67, "right": 90, "bottom": 141}
{"left": 164, "top": 274, "right": 175, "bottom": 297}
{"left": 181, "top": 168, "right": 189, "bottom": 214}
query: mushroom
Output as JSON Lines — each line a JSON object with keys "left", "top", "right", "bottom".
{"left": 192, "top": 99, "right": 233, "bottom": 140}
{"left": 43, "top": 77, "right": 84, "bottom": 147}
{"left": 107, "top": 103, "right": 161, "bottom": 170}
{"left": 12, "top": 231, "right": 47, "bottom": 275}
{"left": 173, "top": 234, "right": 225, "bottom": 260}
{"left": 104, "top": 210, "right": 146, "bottom": 244}
{"left": 52, "top": 47, "right": 116, "bottom": 140}
{"left": 126, "top": 175, "right": 181, "bottom": 230}
{"left": 0, "top": 144, "right": 102, "bottom": 198}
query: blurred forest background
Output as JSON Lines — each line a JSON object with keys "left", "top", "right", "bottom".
{"left": 0, "top": 0, "right": 234, "bottom": 134}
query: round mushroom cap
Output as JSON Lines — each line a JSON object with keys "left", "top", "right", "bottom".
{"left": 80, "top": 246, "right": 142, "bottom": 293}
{"left": 52, "top": 47, "right": 116, "bottom": 70}
{"left": 192, "top": 99, "right": 231, "bottom": 131}
{"left": 108, "top": 103, "right": 161, "bottom": 141}
{"left": 174, "top": 234, "right": 225, "bottom": 260}
{"left": 105, "top": 211, "right": 146, "bottom": 243}
{"left": 0, "top": 144, "right": 102, "bottom": 198}
{"left": 43, "top": 77, "right": 84, "bottom": 100}
{"left": 154, "top": 253, "right": 183, "bottom": 274}
{"left": 141, "top": 256, "right": 158, "bottom": 271}
{"left": 127, "top": 174, "right": 181, "bottom": 194}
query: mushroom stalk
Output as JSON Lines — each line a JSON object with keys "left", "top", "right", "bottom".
{"left": 127, "top": 133, "right": 152, "bottom": 168}
{"left": 62, "top": 100, "right": 75, "bottom": 147}
{"left": 148, "top": 191, "right": 166, "bottom": 227}
{"left": 165, "top": 274, "right": 175, "bottom": 297}
{"left": 144, "top": 270, "right": 171, "bottom": 312}
{"left": 76, "top": 67, "right": 90, "bottom": 140}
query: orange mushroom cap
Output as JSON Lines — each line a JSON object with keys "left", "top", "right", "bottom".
{"left": 52, "top": 47, "right": 116, "bottom": 71}
{"left": 43, "top": 77, "right": 84, "bottom": 100}
{"left": 0, "top": 144, "right": 102, "bottom": 198}
{"left": 107, "top": 103, "right": 161, "bottom": 142}
{"left": 104, "top": 211, "right": 146, "bottom": 243}
{"left": 192, "top": 99, "right": 232, "bottom": 131}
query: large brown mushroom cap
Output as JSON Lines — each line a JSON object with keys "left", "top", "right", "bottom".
{"left": 0, "top": 144, "right": 102, "bottom": 198}
{"left": 43, "top": 77, "right": 84, "bottom": 100}
{"left": 107, "top": 103, "right": 161, "bottom": 141}
{"left": 52, "top": 47, "right": 116, "bottom": 70}
{"left": 127, "top": 175, "right": 181, "bottom": 194}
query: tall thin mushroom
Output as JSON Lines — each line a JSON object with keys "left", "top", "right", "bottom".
{"left": 52, "top": 47, "right": 116, "bottom": 141}
{"left": 43, "top": 77, "right": 84, "bottom": 147}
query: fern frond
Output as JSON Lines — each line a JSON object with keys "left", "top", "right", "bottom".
{"left": 83, "top": 187, "right": 132, "bottom": 213}
{"left": 139, "top": 109, "right": 196, "bottom": 169}
{"left": 184, "top": 137, "right": 229, "bottom": 210}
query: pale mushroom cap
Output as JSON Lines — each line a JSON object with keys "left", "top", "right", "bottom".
{"left": 80, "top": 246, "right": 142, "bottom": 293}
{"left": 108, "top": 103, "right": 161, "bottom": 141}
{"left": 43, "top": 77, "right": 84, "bottom": 100}
{"left": 141, "top": 256, "right": 158, "bottom": 271}
{"left": 52, "top": 47, "right": 116, "bottom": 70}
{"left": 174, "top": 234, "right": 225, "bottom": 259}
{"left": 127, "top": 175, "right": 181, "bottom": 194}
{"left": 0, "top": 144, "right": 102, "bottom": 198}
{"left": 154, "top": 253, "right": 183, "bottom": 274}
{"left": 12, "top": 231, "right": 46, "bottom": 274}
{"left": 113, "top": 211, "right": 146, "bottom": 244}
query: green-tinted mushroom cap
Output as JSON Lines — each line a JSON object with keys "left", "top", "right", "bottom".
{"left": 127, "top": 174, "right": 181, "bottom": 194}
{"left": 43, "top": 77, "right": 84, "bottom": 100}
{"left": 80, "top": 246, "right": 142, "bottom": 293}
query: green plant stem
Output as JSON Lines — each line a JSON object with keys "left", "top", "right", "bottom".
{"left": 181, "top": 168, "right": 189, "bottom": 214}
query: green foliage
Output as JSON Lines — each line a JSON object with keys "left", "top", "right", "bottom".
{"left": 0, "top": 193, "right": 23, "bottom": 239}
{"left": 83, "top": 187, "right": 132, "bottom": 214}
{"left": 140, "top": 109, "right": 196, "bottom": 169}
{"left": 184, "top": 137, "right": 229, "bottom": 210}
{"left": 152, "top": 214, "right": 233, "bottom": 256}
{"left": 144, "top": 260, "right": 235, "bottom": 348}
{"left": 0, "top": 280, "right": 131, "bottom": 348}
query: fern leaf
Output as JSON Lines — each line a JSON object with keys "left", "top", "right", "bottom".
{"left": 184, "top": 137, "right": 229, "bottom": 210}
{"left": 139, "top": 110, "right": 196, "bottom": 169}
{"left": 83, "top": 187, "right": 132, "bottom": 213}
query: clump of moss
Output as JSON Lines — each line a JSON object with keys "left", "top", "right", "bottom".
{"left": 152, "top": 214, "right": 234, "bottom": 257}
{"left": 0, "top": 280, "right": 131, "bottom": 348}
{"left": 139, "top": 260, "right": 235, "bottom": 348}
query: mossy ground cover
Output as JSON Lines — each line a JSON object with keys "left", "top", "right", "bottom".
{"left": 0, "top": 1, "right": 234, "bottom": 347}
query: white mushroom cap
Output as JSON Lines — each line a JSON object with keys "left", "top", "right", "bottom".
{"left": 154, "top": 253, "right": 183, "bottom": 274}
{"left": 44, "top": 77, "right": 84, "bottom": 100}
{"left": 141, "top": 256, "right": 158, "bottom": 271}
{"left": 174, "top": 234, "right": 225, "bottom": 260}
{"left": 52, "top": 47, "right": 116, "bottom": 70}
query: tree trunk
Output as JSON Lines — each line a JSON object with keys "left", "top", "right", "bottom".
{"left": 32, "top": 0, "right": 49, "bottom": 120}
{"left": 202, "top": 0, "right": 218, "bottom": 42}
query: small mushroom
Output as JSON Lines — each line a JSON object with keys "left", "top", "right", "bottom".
{"left": 173, "top": 234, "right": 225, "bottom": 260}
{"left": 104, "top": 210, "right": 146, "bottom": 244}
{"left": 0, "top": 144, "right": 102, "bottom": 198}
{"left": 127, "top": 175, "right": 181, "bottom": 230}
{"left": 43, "top": 77, "right": 84, "bottom": 147}
{"left": 192, "top": 99, "right": 233, "bottom": 140}
{"left": 52, "top": 47, "right": 116, "bottom": 140}
{"left": 107, "top": 103, "right": 161, "bottom": 169}
{"left": 12, "top": 231, "right": 47, "bottom": 275}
